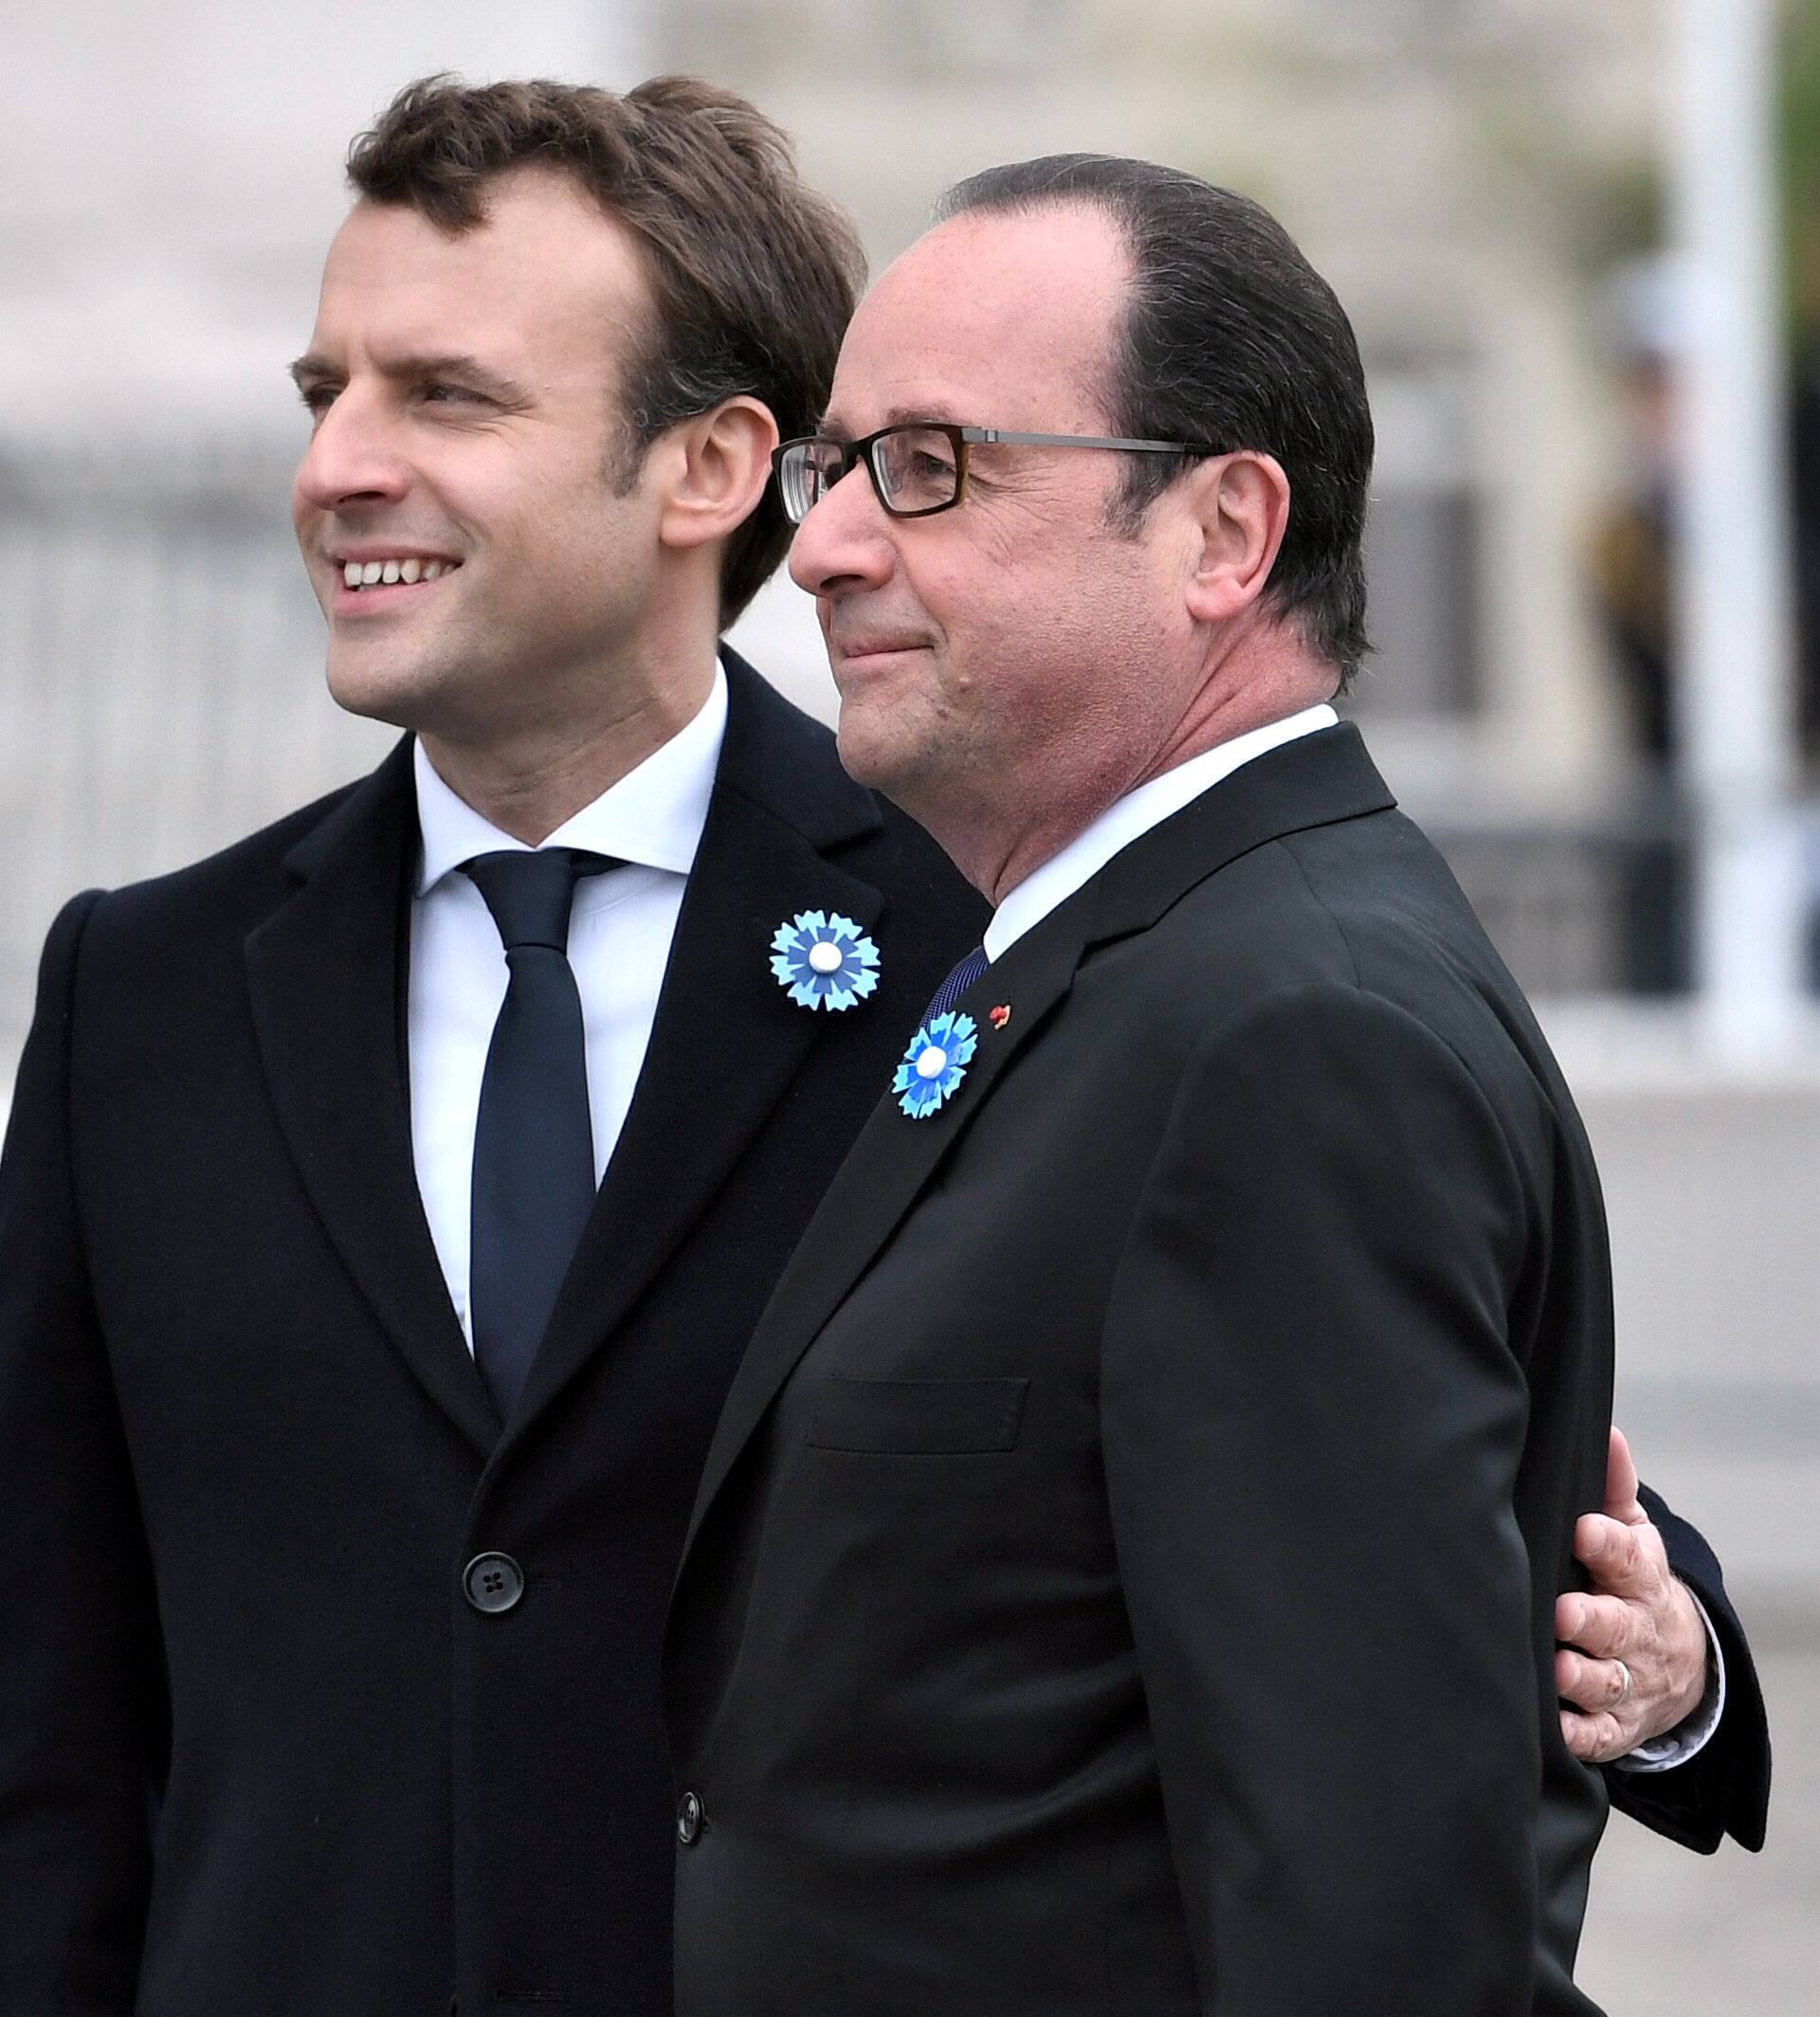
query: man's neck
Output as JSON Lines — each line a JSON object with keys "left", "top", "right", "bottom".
{"left": 975, "top": 644, "right": 1339, "bottom": 905}
{"left": 419, "top": 658, "right": 718, "bottom": 845}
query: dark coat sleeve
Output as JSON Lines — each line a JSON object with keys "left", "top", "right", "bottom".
{"left": 1101, "top": 983, "right": 1554, "bottom": 2016}
{"left": 0, "top": 891, "right": 162, "bottom": 2012}
{"left": 1602, "top": 1483, "right": 1771, "bottom": 1853}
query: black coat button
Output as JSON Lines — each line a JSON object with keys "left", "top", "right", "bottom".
{"left": 463, "top": 1553, "right": 524, "bottom": 1615}
{"left": 676, "top": 1790, "right": 703, "bottom": 1845}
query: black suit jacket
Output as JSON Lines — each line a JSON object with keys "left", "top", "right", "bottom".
{"left": 664, "top": 723, "right": 1714, "bottom": 2017}
{"left": 0, "top": 654, "right": 986, "bottom": 2017}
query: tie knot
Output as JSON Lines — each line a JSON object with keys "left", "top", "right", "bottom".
{"left": 461, "top": 848, "right": 613, "bottom": 954}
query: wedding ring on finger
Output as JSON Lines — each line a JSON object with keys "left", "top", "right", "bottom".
{"left": 1611, "top": 1658, "right": 1633, "bottom": 1710}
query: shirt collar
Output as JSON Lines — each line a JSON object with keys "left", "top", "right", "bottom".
{"left": 413, "top": 662, "right": 728, "bottom": 895}
{"left": 983, "top": 703, "right": 1338, "bottom": 962}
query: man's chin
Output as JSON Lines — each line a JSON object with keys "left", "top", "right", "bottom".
{"left": 833, "top": 712, "right": 945, "bottom": 829}
{"left": 830, "top": 708, "right": 899, "bottom": 792}
{"left": 324, "top": 651, "right": 447, "bottom": 733}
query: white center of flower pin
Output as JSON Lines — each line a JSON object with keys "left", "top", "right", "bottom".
{"left": 808, "top": 941, "right": 844, "bottom": 974}
{"left": 915, "top": 1045, "right": 948, "bottom": 1081}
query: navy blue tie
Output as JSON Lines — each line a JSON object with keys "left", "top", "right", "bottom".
{"left": 462, "top": 848, "right": 614, "bottom": 1420}
{"left": 917, "top": 945, "right": 990, "bottom": 1028}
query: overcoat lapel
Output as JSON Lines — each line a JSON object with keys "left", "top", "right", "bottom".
{"left": 245, "top": 738, "right": 501, "bottom": 1456}
{"left": 501, "top": 653, "right": 890, "bottom": 1444}
{"left": 674, "top": 721, "right": 1399, "bottom": 1578}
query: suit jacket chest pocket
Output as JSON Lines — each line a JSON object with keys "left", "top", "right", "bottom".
{"left": 807, "top": 1374, "right": 1029, "bottom": 1455}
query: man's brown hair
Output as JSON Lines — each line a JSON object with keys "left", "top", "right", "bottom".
{"left": 347, "top": 74, "right": 864, "bottom": 626}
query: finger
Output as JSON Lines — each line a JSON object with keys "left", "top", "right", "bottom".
{"left": 1574, "top": 1513, "right": 1661, "bottom": 1600}
{"left": 1556, "top": 1646, "right": 1634, "bottom": 1713}
{"left": 1603, "top": 1425, "right": 1645, "bottom": 1524}
{"left": 1560, "top": 1590, "right": 1636, "bottom": 1661}
{"left": 1555, "top": 1590, "right": 1588, "bottom": 1644}
{"left": 1560, "top": 1705, "right": 1630, "bottom": 1764}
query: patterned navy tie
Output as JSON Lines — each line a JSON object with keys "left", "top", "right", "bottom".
{"left": 462, "top": 847, "right": 616, "bottom": 1420}
{"left": 917, "top": 944, "right": 990, "bottom": 1028}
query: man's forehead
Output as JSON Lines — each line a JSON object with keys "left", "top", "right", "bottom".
{"left": 827, "top": 204, "right": 1127, "bottom": 429}
{"left": 309, "top": 182, "right": 649, "bottom": 364}
{"left": 304, "top": 267, "right": 522, "bottom": 377}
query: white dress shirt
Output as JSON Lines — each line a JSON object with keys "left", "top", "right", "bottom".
{"left": 407, "top": 664, "right": 727, "bottom": 1346}
{"left": 982, "top": 700, "right": 1722, "bottom": 1769}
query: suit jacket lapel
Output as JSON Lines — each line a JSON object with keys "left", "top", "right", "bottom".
{"left": 245, "top": 738, "right": 501, "bottom": 1456}
{"left": 677, "top": 893, "right": 1086, "bottom": 1571}
{"left": 674, "top": 721, "right": 1399, "bottom": 1578}
{"left": 503, "top": 652, "right": 891, "bottom": 1442}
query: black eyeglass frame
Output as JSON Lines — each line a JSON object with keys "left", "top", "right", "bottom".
{"left": 772, "top": 422, "right": 1222, "bottom": 522}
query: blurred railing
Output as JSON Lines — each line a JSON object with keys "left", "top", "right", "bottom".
{"left": 1437, "top": 798, "right": 1700, "bottom": 999}
{"left": 0, "top": 439, "right": 390, "bottom": 1046}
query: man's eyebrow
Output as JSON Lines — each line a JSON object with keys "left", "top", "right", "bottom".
{"left": 285, "top": 351, "right": 530, "bottom": 403}
{"left": 883, "top": 401, "right": 964, "bottom": 428}
{"left": 814, "top": 401, "right": 966, "bottom": 439}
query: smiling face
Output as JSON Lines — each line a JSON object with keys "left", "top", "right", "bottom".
{"left": 291, "top": 169, "right": 674, "bottom": 749}
{"left": 788, "top": 202, "right": 1202, "bottom": 891}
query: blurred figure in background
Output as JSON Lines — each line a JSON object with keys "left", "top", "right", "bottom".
{"left": 1585, "top": 253, "right": 1696, "bottom": 994}
{"left": 1588, "top": 240, "right": 1820, "bottom": 990}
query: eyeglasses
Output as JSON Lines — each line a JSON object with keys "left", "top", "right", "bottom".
{"left": 772, "top": 423, "right": 1219, "bottom": 523}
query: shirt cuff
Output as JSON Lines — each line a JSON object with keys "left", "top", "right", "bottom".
{"left": 1609, "top": 1583, "right": 1727, "bottom": 1773}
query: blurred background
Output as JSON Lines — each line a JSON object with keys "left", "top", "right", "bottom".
{"left": 1, "top": 0, "right": 1813, "bottom": 2006}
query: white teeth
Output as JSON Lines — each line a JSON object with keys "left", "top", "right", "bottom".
{"left": 339, "top": 554, "right": 456, "bottom": 590}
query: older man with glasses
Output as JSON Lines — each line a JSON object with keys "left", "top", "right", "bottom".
{"left": 661, "top": 155, "right": 1766, "bottom": 2017}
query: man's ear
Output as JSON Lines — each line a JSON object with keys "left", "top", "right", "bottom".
{"left": 656, "top": 396, "right": 779, "bottom": 555}
{"left": 1182, "top": 451, "right": 1292, "bottom": 627}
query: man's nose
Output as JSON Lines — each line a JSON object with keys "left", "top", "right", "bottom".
{"left": 293, "top": 390, "right": 410, "bottom": 515}
{"left": 786, "top": 462, "right": 895, "bottom": 599}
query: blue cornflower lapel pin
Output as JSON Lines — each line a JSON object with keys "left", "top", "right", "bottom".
{"left": 892, "top": 1011, "right": 978, "bottom": 1118}
{"left": 770, "top": 909, "right": 881, "bottom": 1011}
